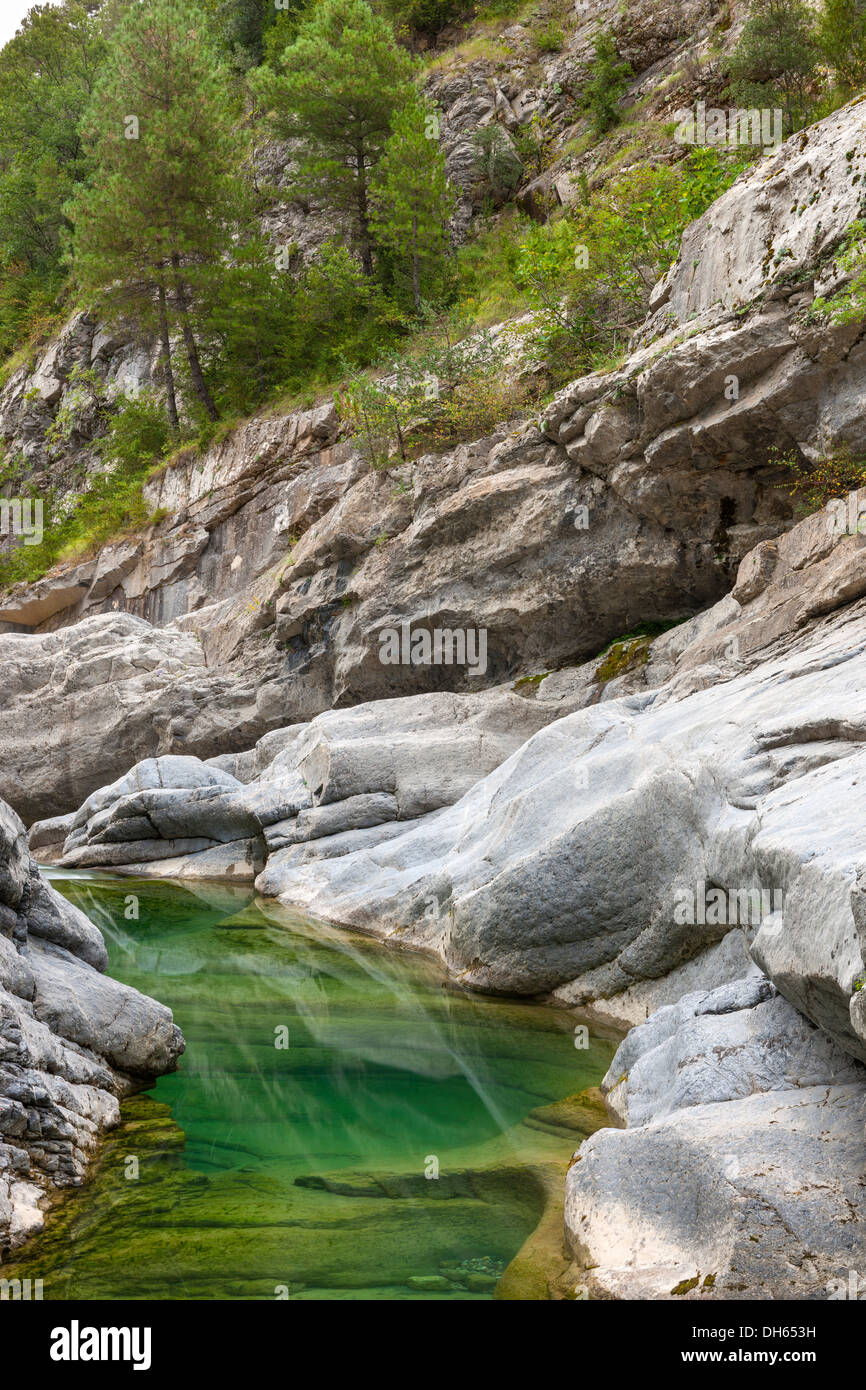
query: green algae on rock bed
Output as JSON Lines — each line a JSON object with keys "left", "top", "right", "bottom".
{"left": 3, "top": 874, "right": 616, "bottom": 1300}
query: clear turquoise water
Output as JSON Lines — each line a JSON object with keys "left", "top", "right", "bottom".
{"left": 7, "top": 873, "right": 615, "bottom": 1300}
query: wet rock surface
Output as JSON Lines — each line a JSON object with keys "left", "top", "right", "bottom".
{"left": 0, "top": 799, "right": 184, "bottom": 1258}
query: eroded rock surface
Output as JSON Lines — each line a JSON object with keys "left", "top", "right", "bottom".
{"left": 0, "top": 613, "right": 294, "bottom": 825}
{"left": 9, "top": 100, "right": 866, "bottom": 836}
{"left": 243, "top": 496, "right": 866, "bottom": 1067}
{"left": 566, "top": 981, "right": 866, "bottom": 1300}
{"left": 44, "top": 686, "right": 589, "bottom": 880}
{"left": 0, "top": 798, "right": 184, "bottom": 1259}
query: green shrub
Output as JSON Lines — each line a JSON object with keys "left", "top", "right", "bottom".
{"left": 284, "top": 242, "right": 408, "bottom": 389}
{"left": 453, "top": 212, "right": 532, "bottom": 325}
{"left": 726, "top": 0, "right": 818, "bottom": 135}
{"left": 209, "top": 240, "right": 409, "bottom": 410}
{"left": 419, "top": 370, "right": 529, "bottom": 448}
{"left": 101, "top": 393, "right": 172, "bottom": 473}
{"left": 476, "top": 0, "right": 523, "bottom": 18}
{"left": 535, "top": 21, "right": 565, "bottom": 53}
{"left": 0, "top": 266, "right": 66, "bottom": 369}
{"left": 0, "top": 468, "right": 152, "bottom": 588}
{"left": 583, "top": 29, "right": 632, "bottom": 135}
{"left": 0, "top": 446, "right": 30, "bottom": 492}
{"left": 472, "top": 125, "right": 524, "bottom": 205}
{"left": 514, "top": 149, "right": 752, "bottom": 379}
{"left": 511, "top": 114, "right": 557, "bottom": 180}
{"left": 774, "top": 444, "right": 866, "bottom": 514}
{"left": 338, "top": 369, "right": 416, "bottom": 468}
{"left": 810, "top": 220, "right": 866, "bottom": 325}
{"left": 338, "top": 311, "right": 527, "bottom": 463}
{"left": 202, "top": 241, "right": 298, "bottom": 415}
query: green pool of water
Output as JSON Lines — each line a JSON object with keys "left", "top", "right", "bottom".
{"left": 8, "top": 874, "right": 616, "bottom": 1300}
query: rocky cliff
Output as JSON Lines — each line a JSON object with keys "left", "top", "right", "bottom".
{"left": 23, "top": 481, "right": 866, "bottom": 1297}
{"left": 0, "top": 800, "right": 184, "bottom": 1259}
{"left": 9, "top": 96, "right": 866, "bottom": 826}
{"left": 3, "top": 27, "right": 866, "bottom": 1299}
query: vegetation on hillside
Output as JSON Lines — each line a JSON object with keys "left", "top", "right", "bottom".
{"left": 0, "top": 0, "right": 865, "bottom": 588}
{"left": 0, "top": 385, "right": 171, "bottom": 586}
{"left": 776, "top": 445, "right": 866, "bottom": 516}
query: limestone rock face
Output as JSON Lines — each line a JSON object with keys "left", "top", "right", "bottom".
{"left": 651, "top": 100, "right": 866, "bottom": 327}
{"left": 43, "top": 686, "right": 587, "bottom": 881}
{"left": 0, "top": 400, "right": 348, "bottom": 641}
{"left": 423, "top": 0, "right": 721, "bottom": 230}
{"left": 0, "top": 383, "right": 797, "bottom": 828}
{"left": 0, "top": 402, "right": 756, "bottom": 809}
{"left": 0, "top": 312, "right": 159, "bottom": 492}
{"left": 271, "top": 424, "right": 742, "bottom": 702}
{"left": 250, "top": 494, "right": 866, "bottom": 1069}
{"left": 0, "top": 797, "right": 184, "bottom": 1259}
{"left": 0, "top": 614, "right": 295, "bottom": 825}
{"left": 0, "top": 400, "right": 741, "bottom": 825}
{"left": 7, "top": 105, "right": 866, "bottom": 834}
{"left": 565, "top": 982, "right": 866, "bottom": 1300}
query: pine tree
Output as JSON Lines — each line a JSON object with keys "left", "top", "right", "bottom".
{"left": 253, "top": 0, "right": 415, "bottom": 276}
{"left": 370, "top": 98, "right": 454, "bottom": 313}
{"left": 583, "top": 30, "right": 632, "bottom": 136}
{"left": 817, "top": 0, "right": 866, "bottom": 90}
{"left": 202, "top": 236, "right": 296, "bottom": 413}
{"left": 727, "top": 0, "right": 818, "bottom": 134}
{"left": 69, "top": 0, "right": 248, "bottom": 425}
{"left": 379, "top": 0, "right": 463, "bottom": 37}
{"left": 200, "top": 0, "right": 285, "bottom": 70}
{"left": 0, "top": 0, "right": 105, "bottom": 274}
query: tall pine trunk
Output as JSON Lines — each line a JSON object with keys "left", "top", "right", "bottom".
{"left": 156, "top": 278, "right": 179, "bottom": 433}
{"left": 171, "top": 253, "right": 218, "bottom": 421}
{"left": 356, "top": 146, "right": 373, "bottom": 277}
{"left": 411, "top": 211, "right": 420, "bottom": 316}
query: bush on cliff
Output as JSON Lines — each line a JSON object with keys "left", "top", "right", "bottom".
{"left": 514, "top": 148, "right": 752, "bottom": 377}
{"left": 338, "top": 309, "right": 525, "bottom": 463}
{"left": 727, "top": 0, "right": 819, "bottom": 134}
{"left": 583, "top": 30, "right": 632, "bottom": 136}
{"left": 0, "top": 391, "right": 172, "bottom": 587}
{"left": 776, "top": 445, "right": 866, "bottom": 515}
